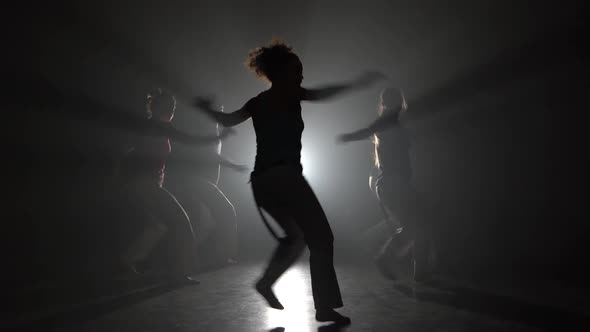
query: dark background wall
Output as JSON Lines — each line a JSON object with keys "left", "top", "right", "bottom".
{"left": 6, "top": 0, "right": 587, "bottom": 290}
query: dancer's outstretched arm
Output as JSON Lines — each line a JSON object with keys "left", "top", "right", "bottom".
{"left": 172, "top": 126, "right": 235, "bottom": 145}
{"left": 302, "top": 71, "right": 387, "bottom": 102}
{"left": 338, "top": 107, "right": 401, "bottom": 142}
{"left": 217, "top": 155, "right": 249, "bottom": 172}
{"left": 138, "top": 118, "right": 234, "bottom": 145}
{"left": 168, "top": 154, "right": 248, "bottom": 173}
{"left": 193, "top": 97, "right": 252, "bottom": 127}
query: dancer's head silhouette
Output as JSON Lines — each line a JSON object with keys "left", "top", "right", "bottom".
{"left": 378, "top": 87, "right": 407, "bottom": 118}
{"left": 246, "top": 40, "right": 303, "bottom": 89}
{"left": 147, "top": 88, "right": 176, "bottom": 122}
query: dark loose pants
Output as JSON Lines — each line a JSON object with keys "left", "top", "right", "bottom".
{"left": 251, "top": 165, "right": 343, "bottom": 309}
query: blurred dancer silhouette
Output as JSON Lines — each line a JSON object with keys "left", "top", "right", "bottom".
{"left": 117, "top": 88, "right": 232, "bottom": 284}
{"left": 194, "top": 40, "right": 385, "bottom": 325}
{"left": 165, "top": 117, "right": 247, "bottom": 268}
{"left": 339, "top": 87, "right": 434, "bottom": 282}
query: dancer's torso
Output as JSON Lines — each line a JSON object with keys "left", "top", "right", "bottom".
{"left": 248, "top": 89, "right": 304, "bottom": 175}
{"left": 121, "top": 134, "right": 171, "bottom": 187}
{"left": 377, "top": 125, "right": 412, "bottom": 180}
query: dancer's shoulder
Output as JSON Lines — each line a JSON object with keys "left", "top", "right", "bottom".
{"left": 243, "top": 90, "right": 268, "bottom": 113}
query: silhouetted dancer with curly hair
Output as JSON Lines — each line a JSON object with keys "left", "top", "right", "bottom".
{"left": 194, "top": 40, "right": 385, "bottom": 325}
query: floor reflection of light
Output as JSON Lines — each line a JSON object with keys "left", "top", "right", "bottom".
{"left": 265, "top": 265, "right": 314, "bottom": 332}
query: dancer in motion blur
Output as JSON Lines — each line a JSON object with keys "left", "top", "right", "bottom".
{"left": 194, "top": 40, "right": 384, "bottom": 325}
{"left": 117, "top": 88, "right": 233, "bottom": 284}
{"left": 338, "top": 87, "right": 434, "bottom": 282}
{"left": 165, "top": 119, "right": 247, "bottom": 268}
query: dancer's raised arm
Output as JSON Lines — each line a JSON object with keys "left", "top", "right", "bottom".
{"left": 338, "top": 107, "right": 401, "bottom": 142}
{"left": 171, "top": 124, "right": 235, "bottom": 145}
{"left": 302, "top": 71, "right": 387, "bottom": 102}
{"left": 193, "top": 97, "right": 252, "bottom": 127}
{"left": 137, "top": 119, "right": 233, "bottom": 144}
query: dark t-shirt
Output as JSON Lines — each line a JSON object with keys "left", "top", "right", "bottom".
{"left": 246, "top": 89, "right": 305, "bottom": 174}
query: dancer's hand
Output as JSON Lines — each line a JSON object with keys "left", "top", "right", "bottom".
{"left": 192, "top": 95, "right": 251, "bottom": 127}
{"left": 192, "top": 96, "right": 217, "bottom": 113}
{"left": 193, "top": 95, "right": 228, "bottom": 124}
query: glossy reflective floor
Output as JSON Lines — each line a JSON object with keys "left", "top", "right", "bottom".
{"left": 59, "top": 261, "right": 587, "bottom": 332}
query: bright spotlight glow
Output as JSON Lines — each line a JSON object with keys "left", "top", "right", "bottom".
{"left": 300, "top": 149, "right": 315, "bottom": 180}
{"left": 265, "top": 265, "right": 314, "bottom": 331}
{"left": 301, "top": 148, "right": 326, "bottom": 189}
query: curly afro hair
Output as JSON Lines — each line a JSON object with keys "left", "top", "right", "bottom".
{"left": 246, "top": 39, "right": 299, "bottom": 82}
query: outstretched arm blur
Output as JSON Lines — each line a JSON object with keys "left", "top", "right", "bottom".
{"left": 193, "top": 97, "right": 252, "bottom": 127}
{"left": 217, "top": 155, "right": 249, "bottom": 172}
{"left": 172, "top": 126, "right": 235, "bottom": 145}
{"left": 167, "top": 153, "right": 248, "bottom": 173}
{"left": 142, "top": 120, "right": 234, "bottom": 145}
{"left": 338, "top": 108, "right": 401, "bottom": 142}
{"left": 302, "top": 71, "right": 387, "bottom": 102}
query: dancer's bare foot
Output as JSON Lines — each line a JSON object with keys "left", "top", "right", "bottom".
{"left": 255, "top": 280, "right": 284, "bottom": 310}
{"left": 315, "top": 309, "right": 351, "bottom": 325}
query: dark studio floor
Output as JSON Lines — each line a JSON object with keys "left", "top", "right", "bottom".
{"left": 16, "top": 259, "right": 585, "bottom": 332}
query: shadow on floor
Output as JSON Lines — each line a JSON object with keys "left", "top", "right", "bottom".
{"left": 10, "top": 262, "right": 234, "bottom": 332}
{"left": 269, "top": 322, "right": 349, "bottom": 332}
{"left": 317, "top": 322, "right": 350, "bottom": 332}
{"left": 13, "top": 282, "right": 197, "bottom": 332}
{"left": 393, "top": 281, "right": 590, "bottom": 331}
